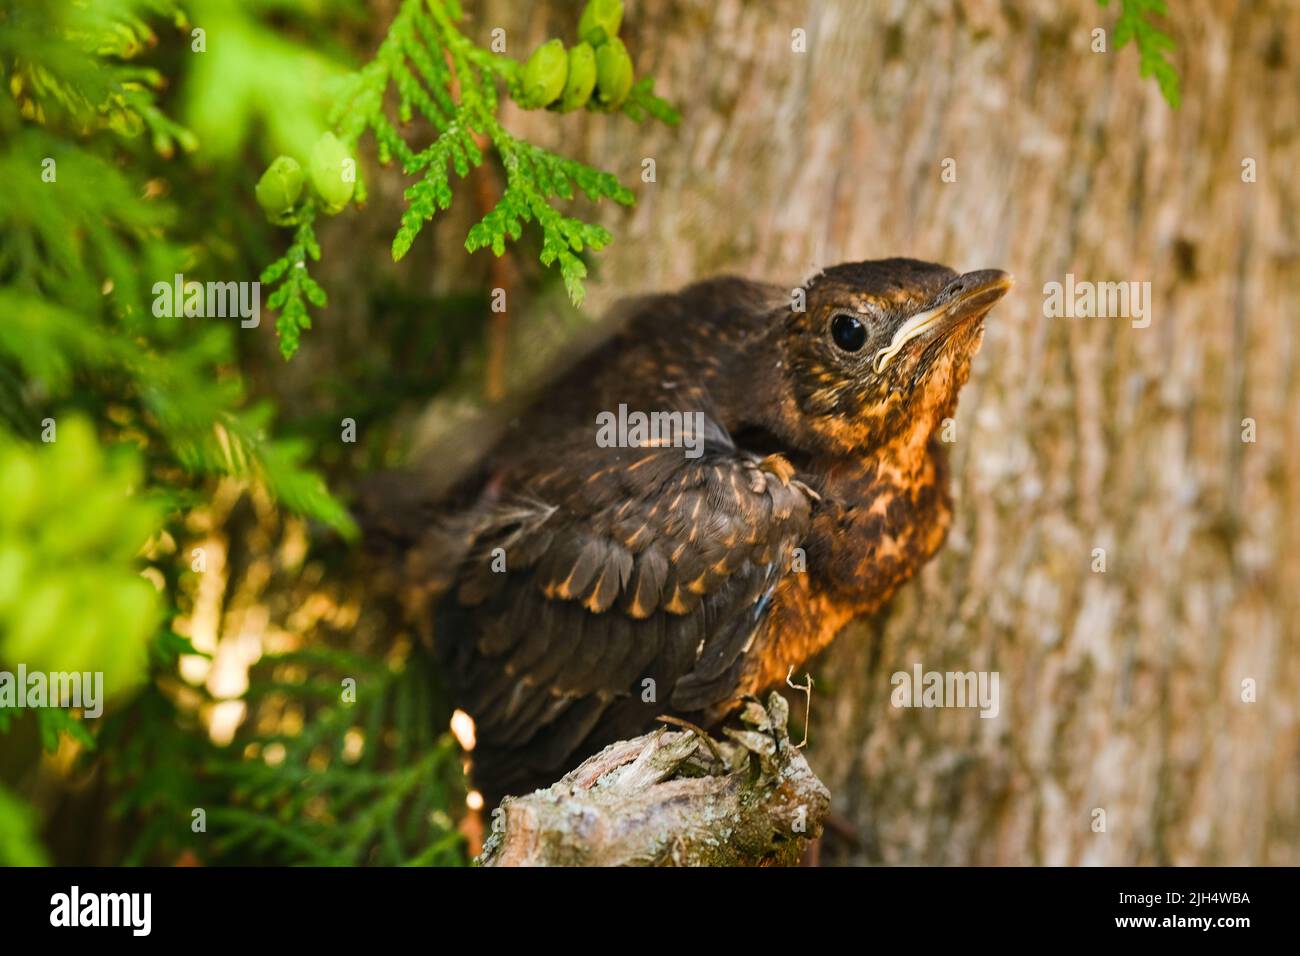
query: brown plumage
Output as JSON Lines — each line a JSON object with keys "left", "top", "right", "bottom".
{"left": 362, "top": 258, "right": 1012, "bottom": 805}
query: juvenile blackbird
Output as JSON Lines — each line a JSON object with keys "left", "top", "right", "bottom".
{"left": 366, "top": 258, "right": 1011, "bottom": 804}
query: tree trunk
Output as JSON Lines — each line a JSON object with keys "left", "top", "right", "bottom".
{"left": 468, "top": 0, "right": 1300, "bottom": 865}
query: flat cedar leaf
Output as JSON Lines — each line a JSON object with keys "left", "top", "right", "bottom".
{"left": 393, "top": 223, "right": 419, "bottom": 260}
{"left": 304, "top": 277, "right": 328, "bottom": 307}
{"left": 559, "top": 251, "right": 587, "bottom": 307}
{"left": 260, "top": 257, "right": 289, "bottom": 283}
{"left": 1098, "top": 0, "right": 1181, "bottom": 108}
{"left": 266, "top": 285, "right": 289, "bottom": 310}
{"left": 624, "top": 77, "right": 682, "bottom": 126}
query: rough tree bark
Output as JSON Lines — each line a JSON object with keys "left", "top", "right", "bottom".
{"left": 462, "top": 0, "right": 1299, "bottom": 866}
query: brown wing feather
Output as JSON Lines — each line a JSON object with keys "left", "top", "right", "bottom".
{"left": 435, "top": 424, "right": 813, "bottom": 801}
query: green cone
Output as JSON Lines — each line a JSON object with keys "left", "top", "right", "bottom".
{"left": 560, "top": 43, "right": 598, "bottom": 112}
{"left": 578, "top": 0, "right": 623, "bottom": 46}
{"left": 309, "top": 132, "right": 355, "bottom": 213}
{"left": 255, "top": 156, "right": 303, "bottom": 220}
{"left": 594, "top": 37, "right": 633, "bottom": 109}
{"left": 522, "top": 38, "right": 568, "bottom": 108}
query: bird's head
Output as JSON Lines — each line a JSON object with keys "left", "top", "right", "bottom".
{"left": 768, "top": 258, "right": 1012, "bottom": 455}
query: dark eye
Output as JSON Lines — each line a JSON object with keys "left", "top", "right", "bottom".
{"left": 830, "top": 313, "right": 866, "bottom": 352}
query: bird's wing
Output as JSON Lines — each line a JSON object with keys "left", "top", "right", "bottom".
{"left": 437, "top": 422, "right": 815, "bottom": 789}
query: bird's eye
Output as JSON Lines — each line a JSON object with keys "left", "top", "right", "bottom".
{"left": 830, "top": 313, "right": 866, "bottom": 352}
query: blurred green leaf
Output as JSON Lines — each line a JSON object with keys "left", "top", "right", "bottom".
{"left": 0, "top": 418, "right": 163, "bottom": 698}
{"left": 180, "top": 0, "right": 348, "bottom": 162}
{"left": 0, "top": 784, "right": 48, "bottom": 866}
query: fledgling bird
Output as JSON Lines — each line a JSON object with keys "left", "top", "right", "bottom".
{"left": 365, "top": 258, "right": 1012, "bottom": 805}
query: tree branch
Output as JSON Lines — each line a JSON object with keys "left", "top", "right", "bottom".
{"left": 478, "top": 692, "right": 829, "bottom": 866}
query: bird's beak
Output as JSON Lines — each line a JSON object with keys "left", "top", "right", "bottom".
{"left": 872, "top": 270, "right": 1014, "bottom": 372}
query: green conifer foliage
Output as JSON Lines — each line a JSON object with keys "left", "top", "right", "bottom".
{"left": 258, "top": 0, "right": 680, "bottom": 357}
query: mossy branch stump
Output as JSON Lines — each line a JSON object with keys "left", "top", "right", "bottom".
{"left": 478, "top": 693, "right": 829, "bottom": 866}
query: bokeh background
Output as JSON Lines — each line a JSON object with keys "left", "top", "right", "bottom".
{"left": 1, "top": 0, "right": 1295, "bottom": 865}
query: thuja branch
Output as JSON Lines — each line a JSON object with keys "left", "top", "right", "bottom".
{"left": 260, "top": 203, "right": 326, "bottom": 360}
{"left": 256, "top": 0, "right": 679, "bottom": 359}
{"left": 1096, "top": 0, "right": 1180, "bottom": 107}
